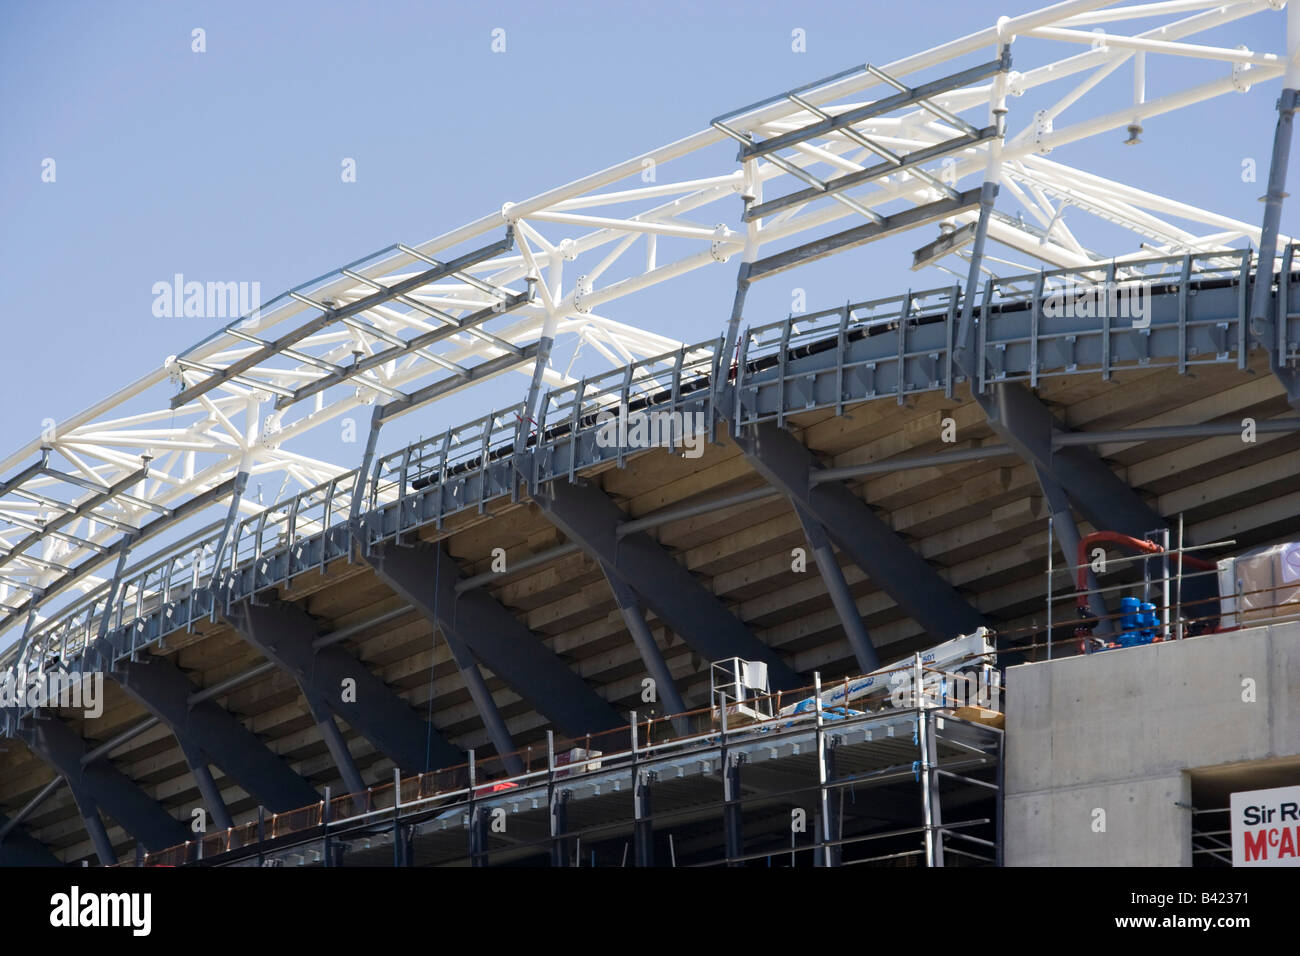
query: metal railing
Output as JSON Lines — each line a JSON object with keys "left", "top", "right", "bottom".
{"left": 131, "top": 657, "right": 1004, "bottom": 867}
{"left": 5, "top": 246, "right": 1295, "bottom": 708}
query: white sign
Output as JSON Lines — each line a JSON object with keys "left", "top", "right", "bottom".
{"left": 1230, "top": 785, "right": 1300, "bottom": 866}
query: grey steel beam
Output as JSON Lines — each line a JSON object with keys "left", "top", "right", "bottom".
{"left": 722, "top": 754, "right": 744, "bottom": 866}
{"left": 536, "top": 478, "right": 802, "bottom": 690}
{"left": 733, "top": 421, "right": 984, "bottom": 640}
{"left": 794, "top": 506, "right": 879, "bottom": 672}
{"left": 729, "top": 53, "right": 1008, "bottom": 163}
{"left": 549, "top": 784, "right": 571, "bottom": 867}
{"left": 1034, "top": 465, "right": 1110, "bottom": 637}
{"left": 0, "top": 812, "right": 62, "bottom": 866}
{"left": 376, "top": 344, "right": 540, "bottom": 424}
{"left": 1248, "top": 86, "right": 1299, "bottom": 407}
{"left": 15, "top": 715, "right": 188, "bottom": 853}
{"left": 970, "top": 382, "right": 1232, "bottom": 627}
{"left": 744, "top": 188, "right": 984, "bottom": 283}
{"left": 819, "top": 736, "right": 843, "bottom": 867}
{"left": 362, "top": 540, "right": 622, "bottom": 737}
{"left": 301, "top": 691, "right": 367, "bottom": 797}
{"left": 634, "top": 769, "right": 654, "bottom": 867}
{"left": 602, "top": 565, "right": 689, "bottom": 725}
{"left": 70, "top": 794, "right": 116, "bottom": 866}
{"left": 953, "top": 182, "right": 1000, "bottom": 369}
{"left": 170, "top": 229, "right": 518, "bottom": 409}
{"left": 177, "top": 741, "right": 234, "bottom": 832}
{"left": 109, "top": 656, "right": 319, "bottom": 812}
{"left": 0, "top": 776, "right": 63, "bottom": 844}
{"left": 282, "top": 294, "right": 532, "bottom": 412}
{"left": 224, "top": 599, "right": 462, "bottom": 774}
{"left": 439, "top": 627, "right": 524, "bottom": 776}
{"left": 972, "top": 382, "right": 1161, "bottom": 540}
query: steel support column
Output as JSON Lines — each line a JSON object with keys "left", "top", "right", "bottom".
{"left": 634, "top": 769, "right": 654, "bottom": 867}
{"left": 966, "top": 379, "right": 1218, "bottom": 622}
{"left": 1248, "top": 81, "right": 1299, "bottom": 407}
{"left": 1034, "top": 465, "right": 1111, "bottom": 637}
{"left": 71, "top": 794, "right": 117, "bottom": 866}
{"left": 795, "top": 506, "right": 879, "bottom": 671}
{"left": 469, "top": 804, "right": 489, "bottom": 867}
{"left": 973, "top": 382, "right": 1161, "bottom": 538}
{"left": 537, "top": 478, "right": 802, "bottom": 690}
{"left": 178, "top": 741, "right": 234, "bottom": 832}
{"left": 440, "top": 627, "right": 524, "bottom": 776}
{"left": 302, "top": 691, "right": 367, "bottom": 797}
{"left": 723, "top": 753, "right": 744, "bottom": 866}
{"left": 821, "top": 738, "right": 842, "bottom": 867}
{"left": 549, "top": 785, "right": 570, "bottom": 867}
{"left": 225, "top": 599, "right": 462, "bottom": 773}
{"left": 363, "top": 540, "right": 622, "bottom": 737}
{"left": 109, "top": 656, "right": 319, "bottom": 812}
{"left": 602, "top": 564, "right": 689, "bottom": 724}
{"left": 733, "top": 421, "right": 984, "bottom": 640}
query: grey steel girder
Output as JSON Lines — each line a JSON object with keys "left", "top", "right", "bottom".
{"left": 224, "top": 599, "right": 462, "bottom": 774}
{"left": 0, "top": 813, "right": 62, "bottom": 866}
{"left": 108, "top": 656, "right": 319, "bottom": 812}
{"left": 602, "top": 565, "right": 689, "bottom": 721}
{"left": 535, "top": 477, "right": 803, "bottom": 691}
{"left": 15, "top": 714, "right": 188, "bottom": 855}
{"left": 732, "top": 421, "right": 984, "bottom": 640}
{"left": 362, "top": 539, "right": 624, "bottom": 737}
{"left": 359, "top": 522, "right": 523, "bottom": 771}
{"left": 793, "top": 505, "right": 880, "bottom": 671}
{"left": 1248, "top": 87, "right": 1300, "bottom": 408}
{"left": 972, "top": 382, "right": 1161, "bottom": 539}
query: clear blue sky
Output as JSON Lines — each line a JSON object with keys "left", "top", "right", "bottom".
{"left": 0, "top": 0, "right": 1289, "bottom": 462}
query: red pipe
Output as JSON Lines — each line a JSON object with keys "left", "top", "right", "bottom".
{"left": 1074, "top": 530, "right": 1216, "bottom": 623}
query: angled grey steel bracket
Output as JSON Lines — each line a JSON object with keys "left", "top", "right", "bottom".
{"left": 952, "top": 181, "right": 1001, "bottom": 371}
{"left": 207, "top": 470, "right": 250, "bottom": 587}
{"left": 107, "top": 655, "right": 319, "bottom": 812}
{"left": 969, "top": 382, "right": 1221, "bottom": 622}
{"left": 14, "top": 714, "right": 188, "bottom": 856}
{"left": 176, "top": 740, "right": 234, "bottom": 832}
{"left": 69, "top": 792, "right": 116, "bottom": 865}
{"left": 437, "top": 627, "right": 524, "bottom": 776}
{"left": 1033, "top": 465, "right": 1111, "bottom": 637}
{"left": 1247, "top": 88, "right": 1299, "bottom": 409}
{"left": 361, "top": 537, "right": 622, "bottom": 737}
{"left": 793, "top": 505, "right": 879, "bottom": 671}
{"left": 744, "top": 188, "right": 984, "bottom": 284}
{"left": 732, "top": 421, "right": 984, "bottom": 640}
{"left": 0, "top": 812, "right": 62, "bottom": 866}
{"left": 535, "top": 478, "right": 803, "bottom": 691}
{"left": 224, "top": 599, "right": 463, "bottom": 774}
{"left": 971, "top": 382, "right": 1160, "bottom": 539}
{"left": 300, "top": 690, "right": 366, "bottom": 797}
{"left": 601, "top": 563, "right": 689, "bottom": 723}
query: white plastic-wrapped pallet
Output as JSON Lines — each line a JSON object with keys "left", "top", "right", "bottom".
{"left": 1217, "top": 541, "right": 1300, "bottom": 628}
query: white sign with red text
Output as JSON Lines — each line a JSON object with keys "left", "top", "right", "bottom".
{"left": 1230, "top": 785, "right": 1300, "bottom": 867}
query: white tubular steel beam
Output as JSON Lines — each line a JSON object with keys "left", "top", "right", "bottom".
{"left": 1, "top": 0, "right": 1293, "bottom": 654}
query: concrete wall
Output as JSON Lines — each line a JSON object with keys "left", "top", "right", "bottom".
{"left": 1004, "top": 620, "right": 1300, "bottom": 866}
